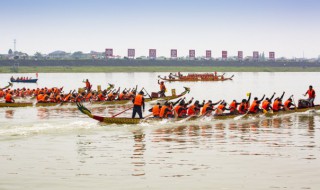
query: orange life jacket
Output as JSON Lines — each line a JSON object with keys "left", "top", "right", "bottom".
{"left": 249, "top": 101, "right": 258, "bottom": 113}
{"left": 152, "top": 105, "right": 160, "bottom": 116}
{"left": 39, "top": 94, "right": 48, "bottom": 102}
{"left": 37, "top": 94, "right": 44, "bottom": 101}
{"left": 307, "top": 89, "right": 315, "bottom": 98}
{"left": 261, "top": 100, "right": 270, "bottom": 110}
{"left": 159, "top": 105, "right": 169, "bottom": 118}
{"left": 160, "top": 84, "right": 166, "bottom": 91}
{"left": 229, "top": 101, "right": 237, "bottom": 112}
{"left": 201, "top": 103, "right": 211, "bottom": 115}
{"left": 5, "top": 93, "right": 13, "bottom": 102}
{"left": 97, "top": 93, "right": 105, "bottom": 101}
{"left": 119, "top": 93, "right": 125, "bottom": 100}
{"left": 238, "top": 103, "right": 246, "bottom": 114}
{"left": 272, "top": 100, "right": 281, "bottom": 111}
{"left": 284, "top": 100, "right": 291, "bottom": 108}
{"left": 174, "top": 105, "right": 181, "bottom": 115}
{"left": 134, "top": 95, "right": 143, "bottom": 106}
{"left": 215, "top": 104, "right": 225, "bottom": 114}
{"left": 187, "top": 105, "right": 196, "bottom": 115}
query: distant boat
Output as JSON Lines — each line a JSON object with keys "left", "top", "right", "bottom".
{"left": 10, "top": 78, "right": 38, "bottom": 83}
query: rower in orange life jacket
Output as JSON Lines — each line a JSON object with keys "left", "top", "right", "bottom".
{"left": 201, "top": 100, "right": 221, "bottom": 115}
{"left": 132, "top": 91, "right": 145, "bottom": 119}
{"left": 261, "top": 92, "right": 276, "bottom": 111}
{"left": 284, "top": 97, "right": 295, "bottom": 110}
{"left": 97, "top": 91, "right": 107, "bottom": 101}
{"left": 215, "top": 102, "right": 229, "bottom": 115}
{"left": 149, "top": 103, "right": 161, "bottom": 118}
{"left": 187, "top": 100, "right": 205, "bottom": 116}
{"left": 174, "top": 98, "right": 194, "bottom": 118}
{"left": 164, "top": 98, "right": 184, "bottom": 118}
{"left": 272, "top": 92, "right": 285, "bottom": 112}
{"left": 159, "top": 102, "right": 171, "bottom": 118}
{"left": 5, "top": 91, "right": 15, "bottom": 103}
{"left": 249, "top": 100, "right": 261, "bottom": 113}
{"left": 158, "top": 80, "right": 166, "bottom": 97}
{"left": 229, "top": 100, "right": 240, "bottom": 114}
{"left": 304, "top": 85, "right": 316, "bottom": 107}
{"left": 118, "top": 90, "right": 126, "bottom": 100}
{"left": 238, "top": 99, "right": 248, "bottom": 114}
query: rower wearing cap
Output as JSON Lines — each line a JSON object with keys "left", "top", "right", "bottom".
{"left": 132, "top": 91, "right": 145, "bottom": 119}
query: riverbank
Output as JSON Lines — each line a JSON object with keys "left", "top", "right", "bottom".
{"left": 1, "top": 66, "right": 320, "bottom": 73}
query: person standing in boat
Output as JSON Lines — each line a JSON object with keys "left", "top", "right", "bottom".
{"left": 304, "top": 85, "right": 315, "bottom": 107}
{"left": 132, "top": 91, "right": 145, "bottom": 119}
{"left": 84, "top": 79, "right": 92, "bottom": 93}
{"left": 158, "top": 80, "right": 166, "bottom": 97}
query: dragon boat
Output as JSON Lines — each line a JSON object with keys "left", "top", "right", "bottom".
{"left": 76, "top": 103, "right": 320, "bottom": 125}
{"left": 10, "top": 78, "right": 38, "bottom": 83}
{"left": 158, "top": 75, "right": 234, "bottom": 82}
{"left": 0, "top": 87, "right": 190, "bottom": 108}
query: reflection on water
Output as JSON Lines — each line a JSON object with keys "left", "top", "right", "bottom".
{"left": 131, "top": 130, "right": 146, "bottom": 176}
{"left": 5, "top": 110, "right": 14, "bottom": 119}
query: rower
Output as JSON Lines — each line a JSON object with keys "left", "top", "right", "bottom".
{"left": 97, "top": 91, "right": 107, "bottom": 101}
{"left": 174, "top": 98, "right": 193, "bottom": 118}
{"left": 249, "top": 100, "right": 262, "bottom": 113}
{"left": 118, "top": 90, "right": 127, "bottom": 100}
{"left": 159, "top": 102, "right": 171, "bottom": 118}
{"left": 261, "top": 92, "right": 276, "bottom": 111}
{"left": 272, "top": 92, "right": 285, "bottom": 112}
{"left": 149, "top": 102, "right": 161, "bottom": 118}
{"left": 158, "top": 80, "right": 166, "bottom": 97}
{"left": 215, "top": 101, "right": 229, "bottom": 115}
{"left": 201, "top": 100, "right": 221, "bottom": 116}
{"left": 229, "top": 100, "right": 240, "bottom": 114}
{"left": 132, "top": 91, "right": 145, "bottom": 119}
{"left": 187, "top": 100, "right": 205, "bottom": 116}
{"left": 284, "top": 97, "right": 296, "bottom": 110}
{"left": 5, "top": 91, "right": 15, "bottom": 103}
{"left": 238, "top": 99, "right": 248, "bottom": 114}
{"left": 304, "top": 85, "right": 315, "bottom": 107}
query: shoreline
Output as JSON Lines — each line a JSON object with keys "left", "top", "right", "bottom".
{"left": 1, "top": 66, "right": 320, "bottom": 73}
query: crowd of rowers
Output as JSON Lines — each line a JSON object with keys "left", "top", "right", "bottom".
{"left": 1, "top": 79, "right": 167, "bottom": 104}
{"left": 131, "top": 85, "right": 316, "bottom": 119}
{"left": 168, "top": 72, "right": 225, "bottom": 80}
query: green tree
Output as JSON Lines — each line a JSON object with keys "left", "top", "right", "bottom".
{"left": 8, "top": 49, "right": 13, "bottom": 55}
{"left": 72, "top": 51, "right": 83, "bottom": 59}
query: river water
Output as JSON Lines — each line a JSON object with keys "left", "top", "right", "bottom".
{"left": 0, "top": 72, "right": 320, "bottom": 190}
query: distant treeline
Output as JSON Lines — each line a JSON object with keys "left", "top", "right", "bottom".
{"left": 0, "top": 59, "right": 319, "bottom": 67}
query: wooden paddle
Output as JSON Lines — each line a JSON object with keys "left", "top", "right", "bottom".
{"left": 111, "top": 106, "right": 134, "bottom": 118}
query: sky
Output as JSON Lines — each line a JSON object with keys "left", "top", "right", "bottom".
{"left": 0, "top": 0, "right": 319, "bottom": 58}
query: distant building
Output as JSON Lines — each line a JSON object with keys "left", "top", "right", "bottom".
{"left": 47, "top": 51, "right": 71, "bottom": 59}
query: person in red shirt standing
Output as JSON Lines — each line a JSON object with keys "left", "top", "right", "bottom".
{"left": 304, "top": 85, "right": 316, "bottom": 107}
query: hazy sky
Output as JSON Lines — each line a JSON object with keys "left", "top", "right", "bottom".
{"left": 1, "top": 0, "right": 319, "bottom": 58}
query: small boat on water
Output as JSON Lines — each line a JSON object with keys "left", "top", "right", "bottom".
{"left": 77, "top": 103, "right": 320, "bottom": 125}
{"left": 0, "top": 87, "right": 190, "bottom": 108}
{"left": 10, "top": 78, "right": 38, "bottom": 83}
{"left": 158, "top": 73, "right": 234, "bottom": 82}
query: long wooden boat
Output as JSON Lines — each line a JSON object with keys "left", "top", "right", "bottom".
{"left": 0, "top": 87, "right": 190, "bottom": 108}
{"left": 158, "top": 75, "right": 234, "bottom": 82}
{"left": 77, "top": 104, "right": 320, "bottom": 125}
{"left": 10, "top": 78, "right": 38, "bottom": 83}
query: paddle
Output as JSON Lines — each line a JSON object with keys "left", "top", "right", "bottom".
{"left": 111, "top": 106, "right": 134, "bottom": 118}
{"left": 141, "top": 113, "right": 154, "bottom": 122}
